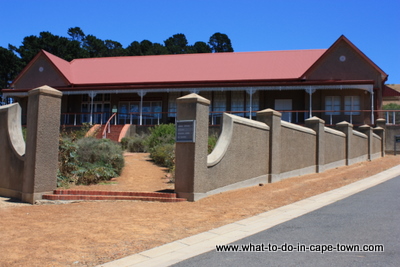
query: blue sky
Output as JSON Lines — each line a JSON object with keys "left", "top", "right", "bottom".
{"left": 1, "top": 0, "right": 399, "bottom": 83}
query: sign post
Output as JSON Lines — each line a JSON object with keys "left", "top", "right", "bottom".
{"left": 176, "top": 120, "right": 196, "bottom": 143}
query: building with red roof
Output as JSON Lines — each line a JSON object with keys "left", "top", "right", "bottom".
{"left": 2, "top": 35, "right": 388, "bottom": 126}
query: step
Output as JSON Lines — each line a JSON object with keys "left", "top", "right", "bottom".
{"left": 42, "top": 189, "right": 186, "bottom": 202}
{"left": 42, "top": 194, "right": 186, "bottom": 202}
{"left": 53, "top": 189, "right": 178, "bottom": 198}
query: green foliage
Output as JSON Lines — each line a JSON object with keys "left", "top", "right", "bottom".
{"left": 382, "top": 103, "right": 400, "bottom": 124}
{"left": 208, "top": 133, "right": 219, "bottom": 154}
{"left": 57, "top": 137, "right": 79, "bottom": 187}
{"left": 76, "top": 138, "right": 124, "bottom": 175}
{"left": 57, "top": 136, "right": 124, "bottom": 187}
{"left": 60, "top": 123, "right": 93, "bottom": 141}
{"left": 209, "top": 32, "right": 234, "bottom": 53}
{"left": 121, "top": 134, "right": 148, "bottom": 152}
{"left": 164, "top": 33, "right": 189, "bottom": 54}
{"left": 383, "top": 103, "right": 400, "bottom": 110}
{"left": 150, "top": 143, "right": 175, "bottom": 170}
{"left": 0, "top": 46, "right": 23, "bottom": 89}
{"left": 145, "top": 124, "right": 176, "bottom": 151}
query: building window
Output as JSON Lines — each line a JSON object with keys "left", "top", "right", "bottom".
{"left": 81, "top": 94, "right": 111, "bottom": 124}
{"left": 344, "top": 96, "right": 360, "bottom": 115}
{"left": 119, "top": 101, "right": 162, "bottom": 125}
{"left": 231, "top": 91, "right": 245, "bottom": 116}
{"left": 168, "top": 92, "right": 180, "bottom": 117}
{"left": 325, "top": 96, "right": 341, "bottom": 115}
{"left": 212, "top": 91, "right": 226, "bottom": 113}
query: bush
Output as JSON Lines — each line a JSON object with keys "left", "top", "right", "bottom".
{"left": 57, "top": 137, "right": 125, "bottom": 186}
{"left": 208, "top": 133, "right": 218, "bottom": 154}
{"left": 145, "top": 123, "right": 175, "bottom": 152}
{"left": 76, "top": 137, "right": 124, "bottom": 175}
{"left": 121, "top": 134, "right": 148, "bottom": 152}
{"left": 150, "top": 143, "right": 175, "bottom": 170}
{"left": 57, "top": 137, "right": 79, "bottom": 187}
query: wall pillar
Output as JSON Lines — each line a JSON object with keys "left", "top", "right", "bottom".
{"left": 373, "top": 127, "right": 385, "bottom": 157}
{"left": 174, "top": 93, "right": 210, "bottom": 201}
{"left": 336, "top": 121, "right": 353, "bottom": 166}
{"left": 358, "top": 125, "right": 373, "bottom": 160}
{"left": 376, "top": 118, "right": 386, "bottom": 129}
{"left": 305, "top": 116, "right": 325, "bottom": 173}
{"left": 257, "top": 109, "right": 282, "bottom": 183}
{"left": 22, "top": 86, "right": 62, "bottom": 203}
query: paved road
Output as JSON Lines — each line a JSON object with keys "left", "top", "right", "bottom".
{"left": 172, "top": 176, "right": 400, "bottom": 267}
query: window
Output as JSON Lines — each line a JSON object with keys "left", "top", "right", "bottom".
{"left": 212, "top": 91, "right": 226, "bottom": 113}
{"left": 81, "top": 94, "right": 111, "bottom": 124}
{"left": 344, "top": 96, "right": 360, "bottom": 115}
{"left": 168, "top": 92, "right": 180, "bottom": 117}
{"left": 119, "top": 101, "right": 162, "bottom": 125}
{"left": 231, "top": 91, "right": 245, "bottom": 116}
{"left": 275, "top": 99, "right": 292, "bottom": 122}
{"left": 325, "top": 96, "right": 340, "bottom": 115}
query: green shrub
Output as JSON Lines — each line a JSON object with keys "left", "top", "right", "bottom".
{"left": 121, "top": 134, "right": 148, "bottom": 152}
{"left": 60, "top": 123, "right": 93, "bottom": 141}
{"left": 145, "top": 123, "right": 175, "bottom": 152}
{"left": 72, "top": 162, "right": 119, "bottom": 185}
{"left": 208, "top": 133, "right": 219, "bottom": 154}
{"left": 150, "top": 143, "right": 175, "bottom": 170}
{"left": 57, "top": 137, "right": 79, "bottom": 187}
{"left": 76, "top": 137, "right": 124, "bottom": 175}
{"left": 57, "top": 137, "right": 125, "bottom": 186}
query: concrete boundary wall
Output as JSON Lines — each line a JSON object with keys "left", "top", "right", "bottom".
{"left": 175, "top": 94, "right": 385, "bottom": 201}
{"left": 0, "top": 85, "right": 62, "bottom": 203}
{"left": 376, "top": 119, "right": 398, "bottom": 153}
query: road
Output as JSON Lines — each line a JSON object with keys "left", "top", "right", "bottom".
{"left": 172, "top": 176, "right": 400, "bottom": 267}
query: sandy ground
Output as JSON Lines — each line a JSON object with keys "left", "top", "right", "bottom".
{"left": 0, "top": 153, "right": 399, "bottom": 266}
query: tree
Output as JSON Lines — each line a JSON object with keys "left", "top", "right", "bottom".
{"left": 193, "top": 41, "right": 212, "bottom": 53}
{"left": 208, "top": 32, "right": 234, "bottom": 53}
{"left": 140, "top": 40, "right": 153, "bottom": 55}
{"left": 126, "top": 41, "right": 142, "bottom": 56}
{"left": 104, "top": 40, "right": 125, "bottom": 57}
{"left": 0, "top": 47, "right": 22, "bottom": 90}
{"left": 150, "top": 43, "right": 169, "bottom": 55}
{"left": 67, "top": 27, "right": 85, "bottom": 43}
{"left": 164, "top": 33, "right": 188, "bottom": 54}
{"left": 82, "top": 35, "right": 107, "bottom": 57}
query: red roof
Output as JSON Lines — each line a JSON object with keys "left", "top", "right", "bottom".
{"left": 72, "top": 50, "right": 326, "bottom": 84}
{"left": 383, "top": 85, "right": 400, "bottom": 97}
{"left": 33, "top": 49, "right": 327, "bottom": 86}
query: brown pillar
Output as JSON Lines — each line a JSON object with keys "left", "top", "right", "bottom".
{"left": 305, "top": 116, "right": 326, "bottom": 173}
{"left": 174, "top": 93, "right": 210, "bottom": 201}
{"left": 22, "top": 86, "right": 62, "bottom": 203}
{"left": 257, "top": 109, "right": 282, "bottom": 183}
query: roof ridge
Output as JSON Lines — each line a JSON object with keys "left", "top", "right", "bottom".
{"left": 69, "top": 48, "right": 328, "bottom": 63}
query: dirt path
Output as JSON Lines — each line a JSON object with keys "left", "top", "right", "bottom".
{"left": 0, "top": 154, "right": 398, "bottom": 266}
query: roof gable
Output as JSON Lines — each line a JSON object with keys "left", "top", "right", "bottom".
{"left": 302, "top": 35, "right": 388, "bottom": 84}
{"left": 11, "top": 50, "right": 71, "bottom": 89}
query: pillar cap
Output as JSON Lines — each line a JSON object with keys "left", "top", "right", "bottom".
{"left": 177, "top": 93, "right": 210, "bottom": 105}
{"left": 305, "top": 116, "right": 325, "bottom": 124}
{"left": 336, "top": 121, "right": 353, "bottom": 127}
{"left": 257, "top": 108, "right": 282, "bottom": 117}
{"left": 359, "top": 124, "right": 372, "bottom": 129}
{"left": 28, "top": 85, "right": 63, "bottom": 98}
